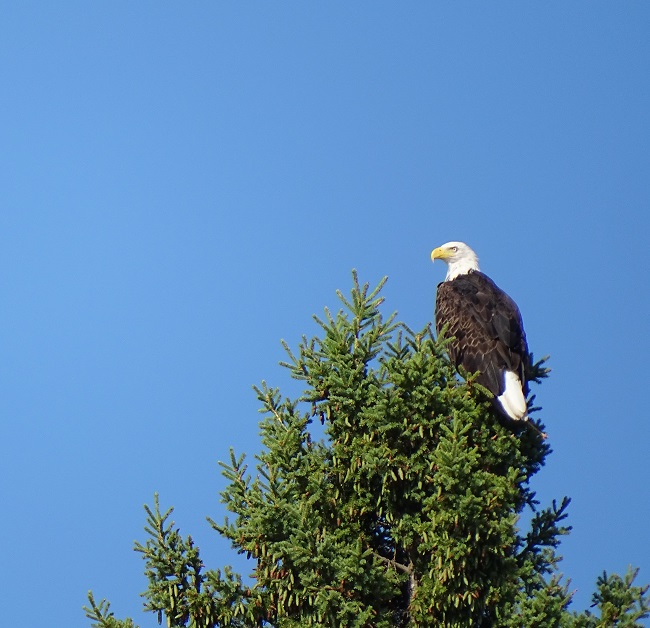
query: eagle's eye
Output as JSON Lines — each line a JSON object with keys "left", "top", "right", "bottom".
{"left": 451, "top": 246, "right": 458, "bottom": 252}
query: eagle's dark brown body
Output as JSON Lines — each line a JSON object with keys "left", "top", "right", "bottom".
{"left": 435, "top": 270, "right": 529, "bottom": 402}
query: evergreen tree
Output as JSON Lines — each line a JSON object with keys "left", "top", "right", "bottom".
{"left": 85, "top": 273, "right": 648, "bottom": 627}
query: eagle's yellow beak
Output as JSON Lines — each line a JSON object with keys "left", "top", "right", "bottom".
{"left": 431, "top": 246, "right": 450, "bottom": 262}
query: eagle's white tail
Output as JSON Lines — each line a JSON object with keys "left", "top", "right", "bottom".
{"left": 497, "top": 371, "right": 528, "bottom": 421}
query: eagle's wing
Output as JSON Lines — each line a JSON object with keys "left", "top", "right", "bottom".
{"left": 435, "top": 273, "right": 528, "bottom": 397}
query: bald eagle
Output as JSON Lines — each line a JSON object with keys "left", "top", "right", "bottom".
{"left": 431, "top": 241, "right": 530, "bottom": 421}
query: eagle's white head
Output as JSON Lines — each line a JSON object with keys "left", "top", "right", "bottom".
{"left": 430, "top": 241, "right": 480, "bottom": 281}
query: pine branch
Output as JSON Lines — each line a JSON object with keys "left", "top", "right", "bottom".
{"left": 83, "top": 592, "right": 137, "bottom": 628}
{"left": 591, "top": 567, "right": 649, "bottom": 625}
{"left": 517, "top": 497, "right": 572, "bottom": 585}
{"left": 526, "top": 353, "right": 551, "bottom": 384}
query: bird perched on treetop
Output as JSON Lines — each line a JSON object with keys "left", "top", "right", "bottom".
{"left": 431, "top": 241, "right": 530, "bottom": 421}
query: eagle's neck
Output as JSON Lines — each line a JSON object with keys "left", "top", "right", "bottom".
{"left": 446, "top": 258, "right": 480, "bottom": 281}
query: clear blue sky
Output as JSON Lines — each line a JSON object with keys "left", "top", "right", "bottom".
{"left": 1, "top": 3, "right": 648, "bottom": 625}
